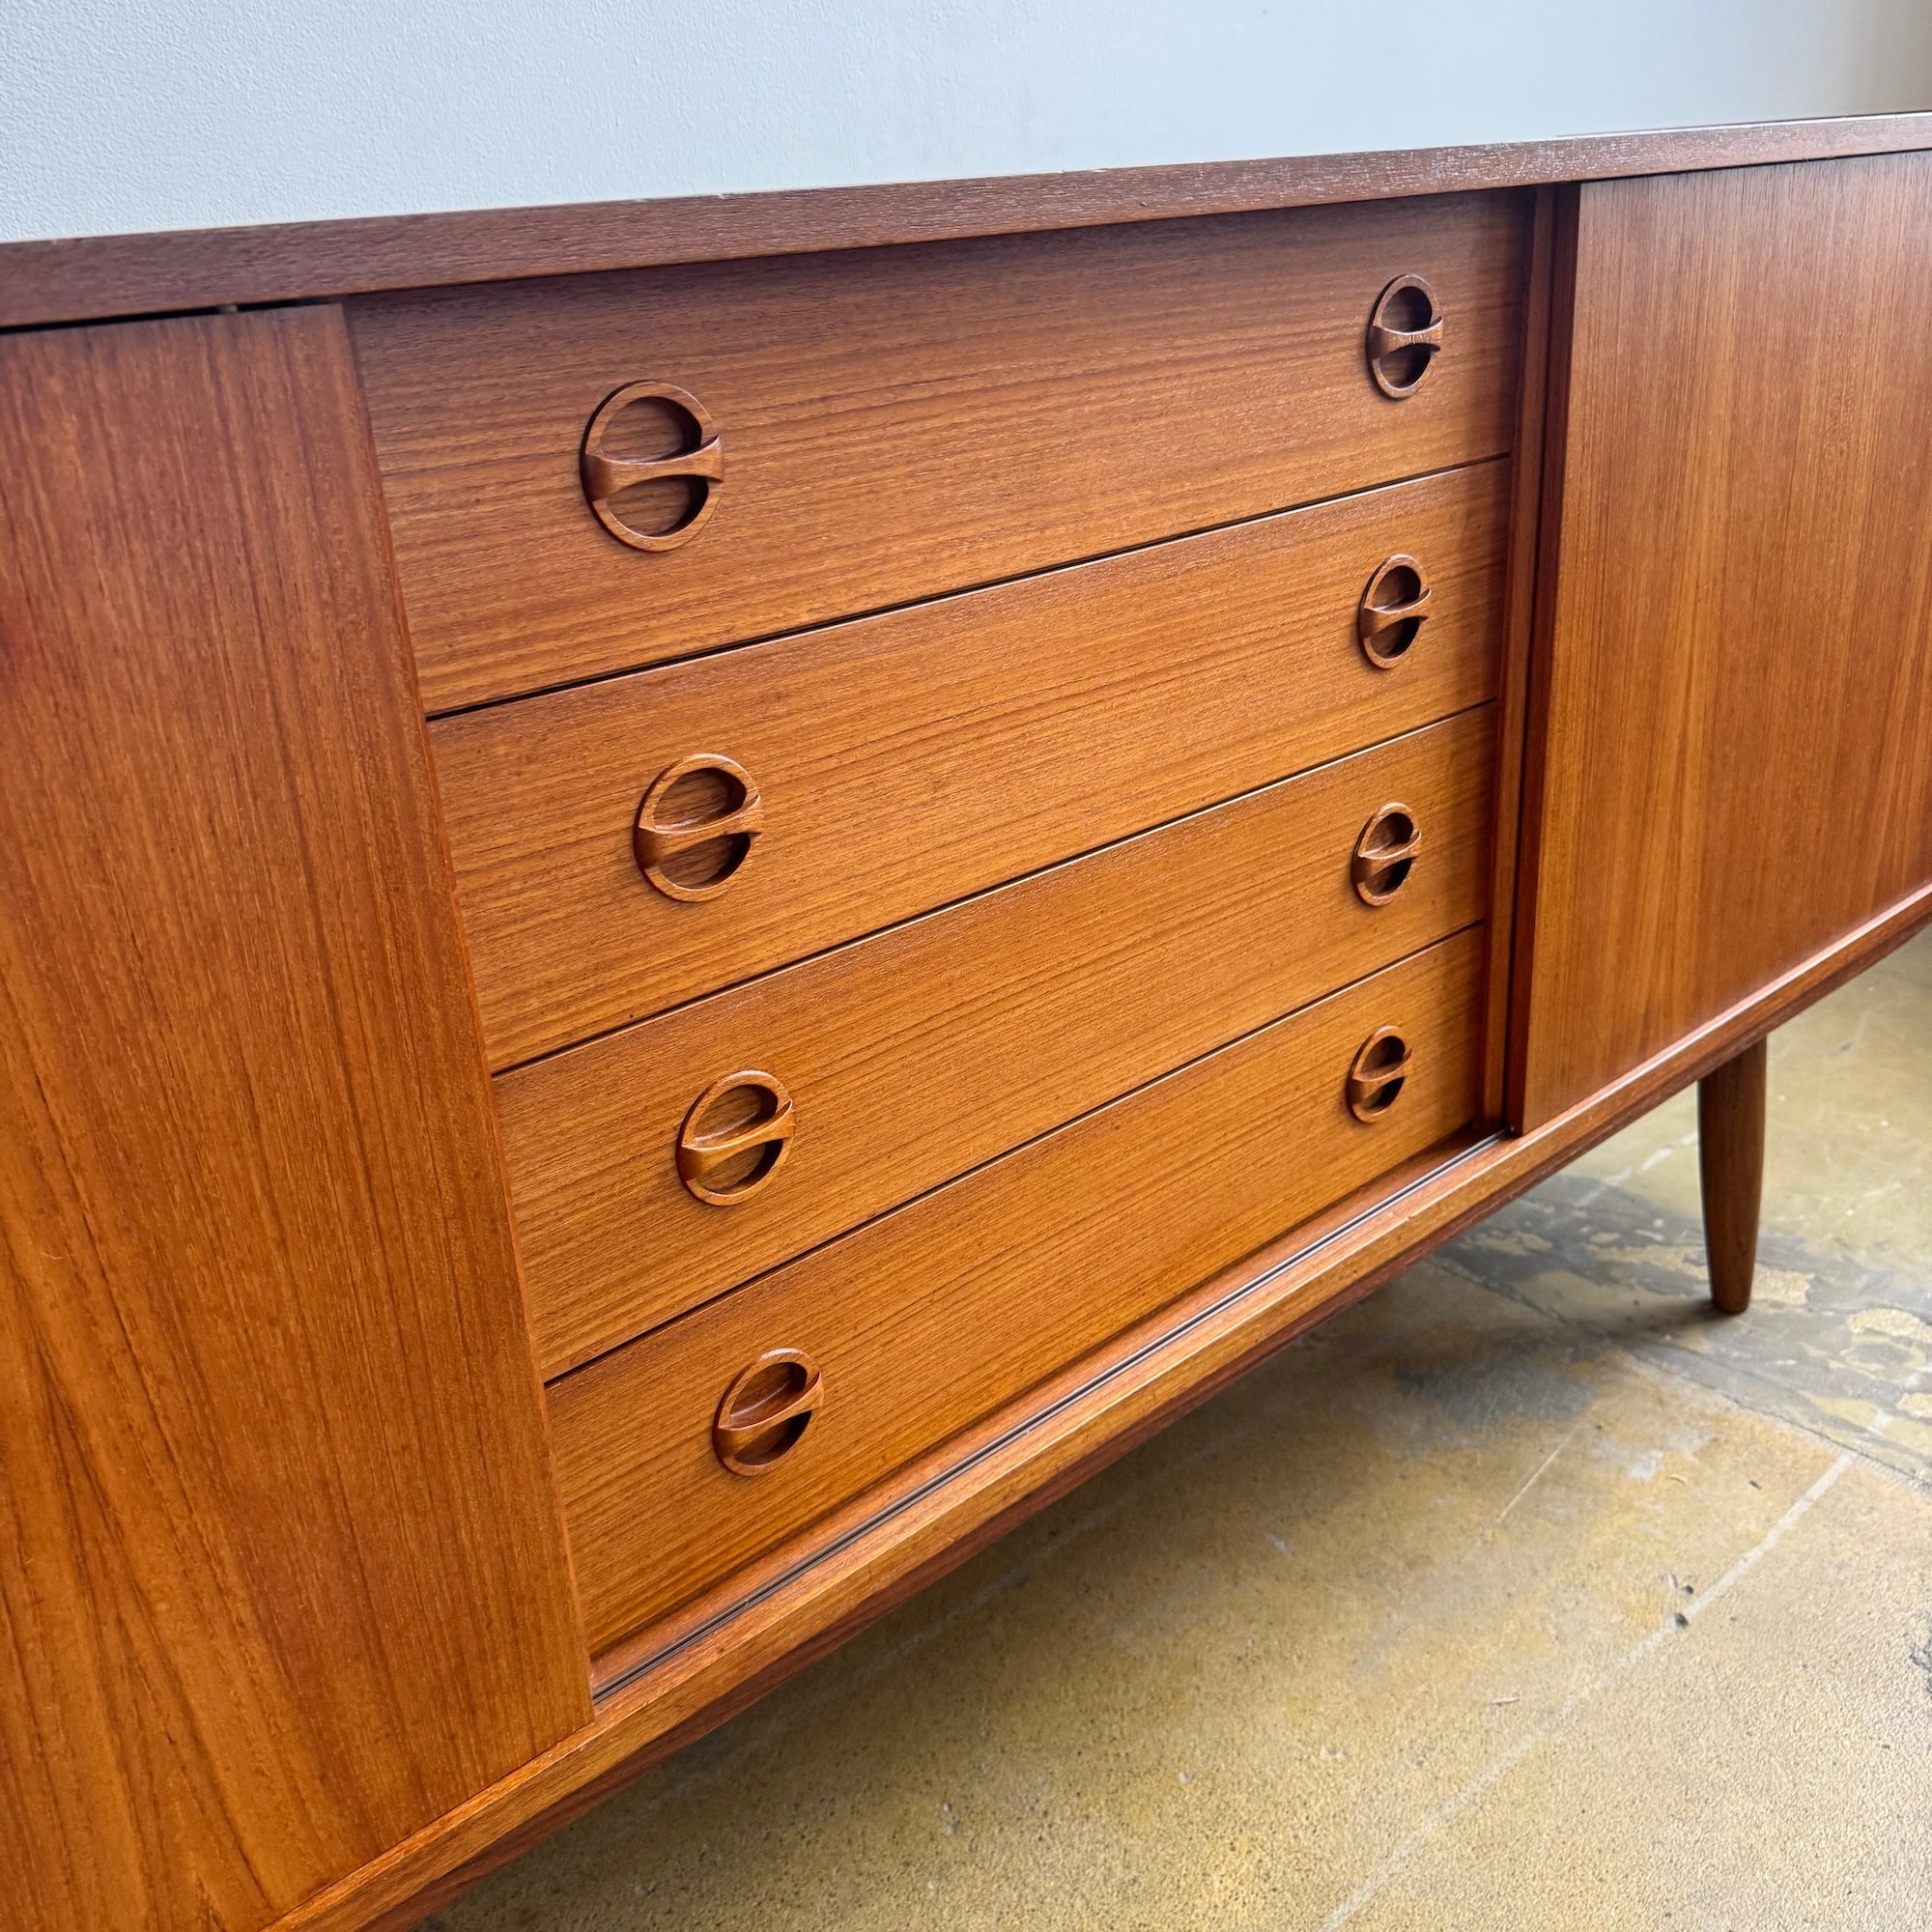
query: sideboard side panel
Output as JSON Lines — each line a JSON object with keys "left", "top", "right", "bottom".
{"left": 1514, "top": 153, "right": 1932, "bottom": 1125}
{"left": 0, "top": 307, "right": 591, "bottom": 1932}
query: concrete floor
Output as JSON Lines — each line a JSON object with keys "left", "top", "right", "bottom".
{"left": 425, "top": 931, "right": 1932, "bottom": 1932}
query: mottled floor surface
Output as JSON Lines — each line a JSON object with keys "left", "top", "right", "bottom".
{"left": 426, "top": 932, "right": 1932, "bottom": 1932}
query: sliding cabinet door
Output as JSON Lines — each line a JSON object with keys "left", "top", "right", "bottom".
{"left": 1514, "top": 154, "right": 1932, "bottom": 1125}
{"left": 0, "top": 309, "right": 590, "bottom": 1932}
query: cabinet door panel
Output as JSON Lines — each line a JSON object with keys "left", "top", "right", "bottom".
{"left": 1515, "top": 156, "right": 1932, "bottom": 1125}
{"left": 0, "top": 309, "right": 590, "bottom": 1932}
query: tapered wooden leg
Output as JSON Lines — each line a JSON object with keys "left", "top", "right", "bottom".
{"left": 1697, "top": 1037, "right": 1768, "bottom": 1314}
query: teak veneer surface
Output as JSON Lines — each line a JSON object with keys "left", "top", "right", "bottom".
{"left": 503, "top": 707, "right": 1495, "bottom": 1375}
{"left": 439, "top": 462, "right": 1509, "bottom": 1065}
{"left": 351, "top": 191, "right": 1527, "bottom": 711}
{"left": 552, "top": 929, "right": 1487, "bottom": 1655}
{"left": 1515, "top": 153, "right": 1932, "bottom": 1124}
{"left": 0, "top": 309, "right": 591, "bottom": 1932}
{"left": 11, "top": 123, "right": 1932, "bottom": 1932}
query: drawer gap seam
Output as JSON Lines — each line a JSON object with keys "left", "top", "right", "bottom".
{"left": 590, "top": 1123, "right": 1502, "bottom": 1701}
{"left": 494, "top": 706, "right": 1499, "bottom": 1080}
{"left": 541, "top": 918, "right": 1488, "bottom": 1381}
{"left": 425, "top": 452, "right": 1513, "bottom": 724}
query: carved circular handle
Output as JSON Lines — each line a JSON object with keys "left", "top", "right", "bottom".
{"left": 1357, "top": 554, "right": 1434, "bottom": 668}
{"left": 714, "top": 1349, "right": 824, "bottom": 1476}
{"left": 1366, "top": 276, "right": 1445, "bottom": 399}
{"left": 635, "top": 753, "right": 764, "bottom": 901}
{"left": 582, "top": 381, "right": 723, "bottom": 551}
{"left": 677, "top": 1071, "right": 796, "bottom": 1206}
{"left": 1347, "top": 1027, "right": 1414, "bottom": 1122}
{"left": 1351, "top": 802, "right": 1422, "bottom": 906}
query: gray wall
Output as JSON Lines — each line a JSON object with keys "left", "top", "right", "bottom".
{"left": 6, "top": 0, "right": 1932, "bottom": 242}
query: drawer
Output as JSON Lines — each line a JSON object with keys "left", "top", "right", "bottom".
{"left": 352, "top": 192, "right": 1529, "bottom": 712}
{"left": 550, "top": 927, "right": 1487, "bottom": 1656}
{"left": 501, "top": 707, "right": 1495, "bottom": 1376}
{"left": 439, "top": 462, "right": 1509, "bottom": 1067}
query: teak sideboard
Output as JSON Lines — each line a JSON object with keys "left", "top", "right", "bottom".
{"left": 5, "top": 114, "right": 1931, "bottom": 1932}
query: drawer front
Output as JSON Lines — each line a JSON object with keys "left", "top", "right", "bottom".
{"left": 502, "top": 707, "right": 1494, "bottom": 1376}
{"left": 551, "top": 928, "right": 1487, "bottom": 1655}
{"left": 439, "top": 463, "right": 1508, "bottom": 1068}
{"left": 353, "top": 193, "right": 1528, "bottom": 712}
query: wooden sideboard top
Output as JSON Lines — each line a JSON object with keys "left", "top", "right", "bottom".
{"left": 5, "top": 112, "right": 1931, "bottom": 329}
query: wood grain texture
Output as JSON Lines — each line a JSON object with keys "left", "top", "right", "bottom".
{"left": 503, "top": 707, "right": 1496, "bottom": 1376}
{"left": 1514, "top": 154, "right": 1932, "bottom": 1125}
{"left": 1698, "top": 1037, "right": 1767, "bottom": 1315}
{"left": 553, "top": 928, "right": 1488, "bottom": 1655}
{"left": 1503, "top": 184, "right": 1580, "bottom": 1127}
{"left": 268, "top": 879, "right": 1932, "bottom": 1932}
{"left": 352, "top": 191, "right": 1528, "bottom": 711}
{"left": 0, "top": 308, "right": 592, "bottom": 1932}
{"left": 437, "top": 462, "right": 1510, "bottom": 1066}
{"left": 7, "top": 116, "right": 1931, "bottom": 329}
{"left": 11, "top": 131, "right": 1932, "bottom": 1932}
{"left": 1482, "top": 185, "right": 1558, "bottom": 1121}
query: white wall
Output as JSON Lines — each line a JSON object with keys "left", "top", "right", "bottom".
{"left": 6, "top": 0, "right": 1932, "bottom": 243}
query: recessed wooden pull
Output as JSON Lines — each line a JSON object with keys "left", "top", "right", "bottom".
{"left": 676, "top": 1070, "right": 796, "bottom": 1206}
{"left": 714, "top": 1349, "right": 824, "bottom": 1475}
{"left": 1366, "top": 276, "right": 1445, "bottom": 398}
{"left": 581, "top": 381, "right": 723, "bottom": 551}
{"left": 1351, "top": 802, "right": 1422, "bottom": 905}
{"left": 1347, "top": 1026, "right": 1414, "bottom": 1122}
{"left": 1357, "top": 554, "right": 1434, "bottom": 667}
{"left": 634, "top": 753, "right": 764, "bottom": 901}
